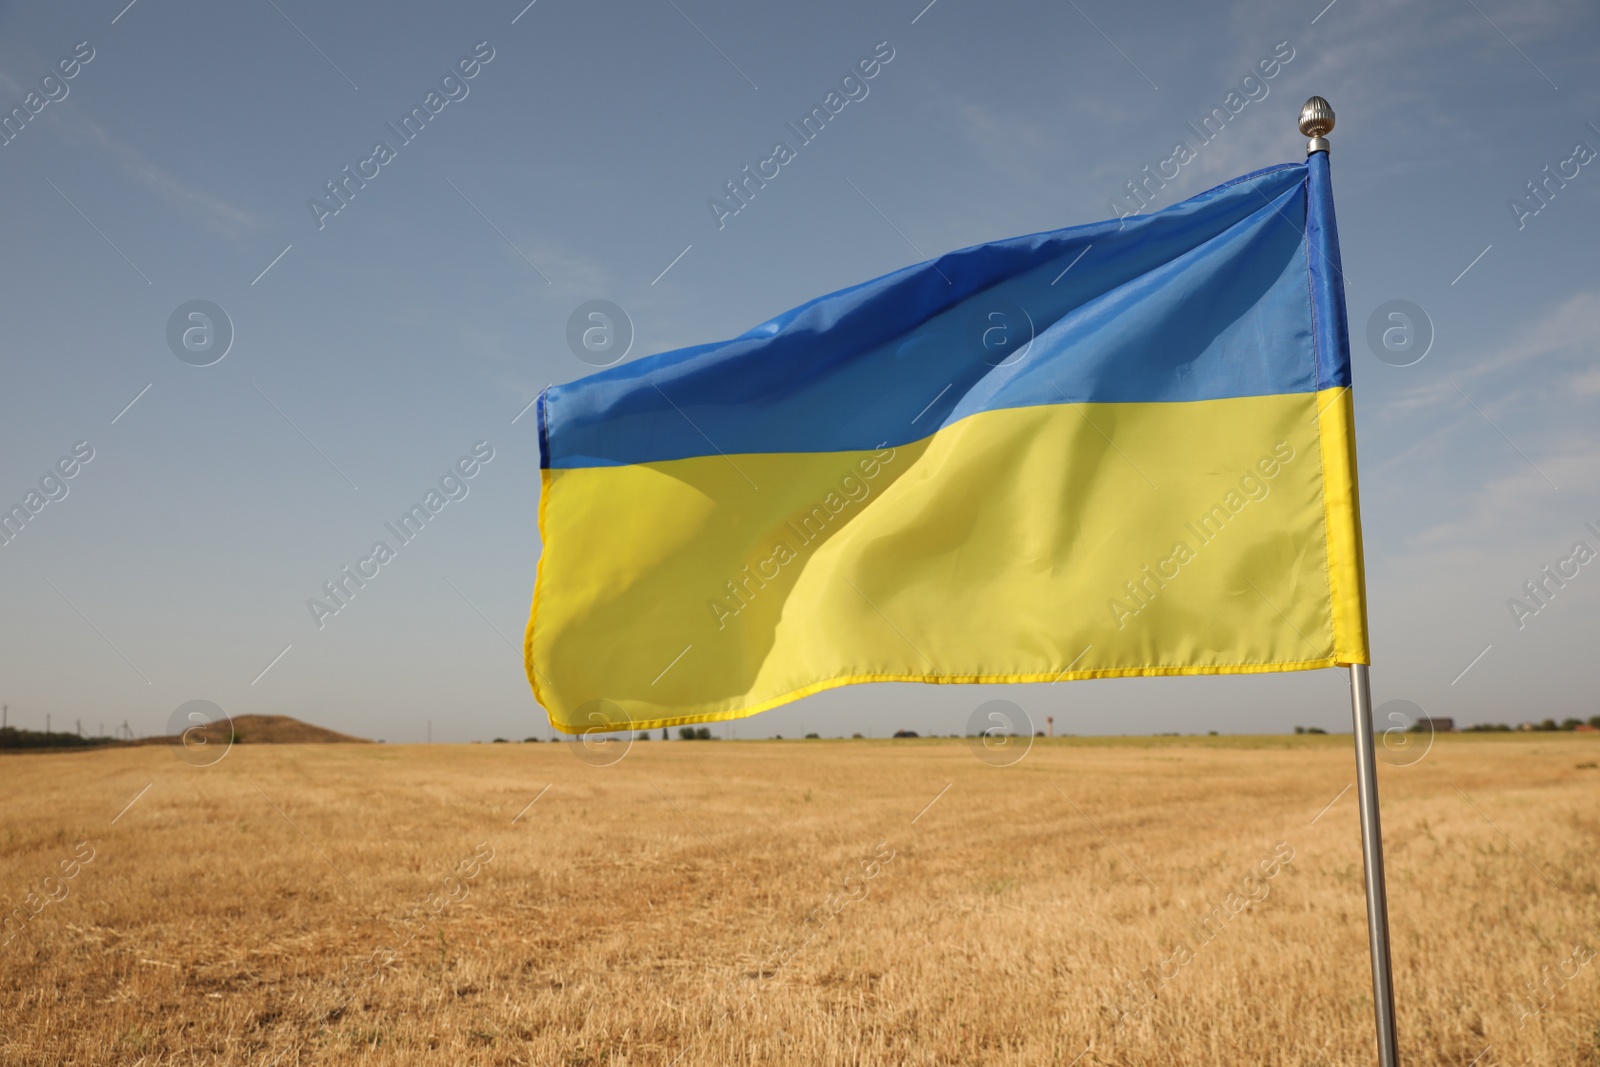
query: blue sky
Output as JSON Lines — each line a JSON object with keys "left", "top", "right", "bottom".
{"left": 1, "top": 0, "right": 1596, "bottom": 742}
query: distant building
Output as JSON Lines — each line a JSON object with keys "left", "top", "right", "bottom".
{"left": 1416, "top": 717, "right": 1454, "bottom": 733}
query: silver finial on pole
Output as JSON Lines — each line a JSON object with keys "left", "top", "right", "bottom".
{"left": 1299, "top": 96, "right": 1335, "bottom": 155}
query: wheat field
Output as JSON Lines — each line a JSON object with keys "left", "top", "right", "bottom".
{"left": 2, "top": 732, "right": 1597, "bottom": 1065}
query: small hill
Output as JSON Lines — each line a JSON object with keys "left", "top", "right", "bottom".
{"left": 141, "top": 714, "right": 373, "bottom": 746}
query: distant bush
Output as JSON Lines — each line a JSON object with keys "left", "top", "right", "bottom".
{"left": 523, "top": 737, "right": 542, "bottom": 743}
{"left": 0, "top": 727, "right": 115, "bottom": 750}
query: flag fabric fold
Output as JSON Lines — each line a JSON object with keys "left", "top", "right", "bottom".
{"left": 527, "top": 155, "right": 1368, "bottom": 734}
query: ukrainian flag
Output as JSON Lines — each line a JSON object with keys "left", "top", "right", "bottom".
{"left": 527, "top": 156, "right": 1367, "bottom": 734}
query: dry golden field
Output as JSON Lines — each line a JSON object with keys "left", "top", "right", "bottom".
{"left": 2, "top": 732, "right": 1598, "bottom": 1066}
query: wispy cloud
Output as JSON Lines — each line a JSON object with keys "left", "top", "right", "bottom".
{"left": 1377, "top": 291, "right": 1600, "bottom": 419}
{"left": 1368, "top": 289, "right": 1600, "bottom": 555}
{"left": 38, "top": 106, "right": 263, "bottom": 240}
{"left": 1398, "top": 433, "right": 1599, "bottom": 568}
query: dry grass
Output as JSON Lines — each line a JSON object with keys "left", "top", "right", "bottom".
{"left": 2, "top": 732, "right": 1598, "bottom": 1065}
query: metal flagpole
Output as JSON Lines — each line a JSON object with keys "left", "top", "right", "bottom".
{"left": 1349, "top": 664, "right": 1400, "bottom": 1066}
{"left": 1300, "top": 95, "right": 1401, "bottom": 1067}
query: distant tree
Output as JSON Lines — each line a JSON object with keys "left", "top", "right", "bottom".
{"left": 492, "top": 738, "right": 508, "bottom": 743}
{"left": 1540, "top": 719, "right": 1559, "bottom": 731}
{"left": 1208, "top": 730, "right": 1219, "bottom": 736}
{"left": 523, "top": 737, "right": 542, "bottom": 743}
{"left": 892, "top": 729, "right": 918, "bottom": 738}
{"left": 1561, "top": 718, "right": 1582, "bottom": 731}
{"left": 804, "top": 732, "right": 820, "bottom": 739}
{"left": 1295, "top": 726, "right": 1305, "bottom": 734}
{"left": 636, "top": 732, "right": 651, "bottom": 740}
{"left": 661, "top": 728, "right": 668, "bottom": 741}
{"left": 0, "top": 726, "right": 115, "bottom": 751}
{"left": 1306, "top": 727, "right": 1327, "bottom": 735}
{"left": 678, "top": 726, "right": 694, "bottom": 740}
{"left": 851, "top": 733, "right": 864, "bottom": 739}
